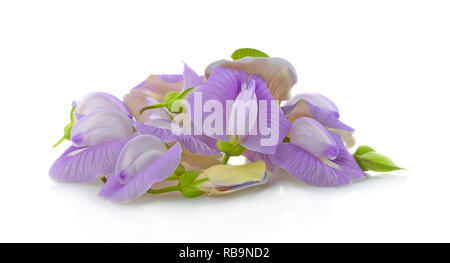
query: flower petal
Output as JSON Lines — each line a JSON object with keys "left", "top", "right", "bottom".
{"left": 114, "top": 135, "right": 168, "bottom": 183}
{"left": 197, "top": 161, "right": 268, "bottom": 194}
{"left": 205, "top": 57, "right": 297, "bottom": 100}
{"left": 239, "top": 74, "right": 291, "bottom": 154}
{"left": 49, "top": 135, "right": 134, "bottom": 183}
{"left": 243, "top": 150, "right": 275, "bottom": 172}
{"left": 156, "top": 74, "right": 183, "bottom": 83}
{"left": 124, "top": 75, "right": 183, "bottom": 122}
{"left": 183, "top": 63, "right": 204, "bottom": 90}
{"left": 188, "top": 67, "right": 291, "bottom": 154}
{"left": 70, "top": 110, "right": 134, "bottom": 147}
{"left": 284, "top": 94, "right": 354, "bottom": 132}
{"left": 286, "top": 93, "right": 339, "bottom": 116}
{"left": 290, "top": 117, "right": 339, "bottom": 159}
{"left": 271, "top": 134, "right": 365, "bottom": 186}
{"left": 75, "top": 92, "right": 132, "bottom": 119}
{"left": 180, "top": 148, "right": 222, "bottom": 170}
{"left": 135, "top": 121, "right": 219, "bottom": 155}
{"left": 99, "top": 140, "right": 182, "bottom": 203}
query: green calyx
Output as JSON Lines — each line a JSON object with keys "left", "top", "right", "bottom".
{"left": 147, "top": 170, "right": 208, "bottom": 198}
{"left": 53, "top": 105, "right": 76, "bottom": 148}
{"left": 231, "top": 48, "right": 269, "bottom": 60}
{"left": 217, "top": 137, "right": 246, "bottom": 164}
{"left": 139, "top": 87, "right": 193, "bottom": 115}
{"left": 353, "top": 145, "right": 404, "bottom": 172}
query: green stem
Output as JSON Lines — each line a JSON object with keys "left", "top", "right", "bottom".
{"left": 147, "top": 185, "right": 179, "bottom": 194}
{"left": 140, "top": 103, "right": 166, "bottom": 115}
{"left": 53, "top": 136, "right": 66, "bottom": 148}
{"left": 222, "top": 153, "right": 231, "bottom": 164}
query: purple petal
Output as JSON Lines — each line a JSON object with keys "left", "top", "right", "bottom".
{"left": 156, "top": 74, "right": 183, "bottom": 83}
{"left": 99, "top": 142, "right": 182, "bottom": 203}
{"left": 187, "top": 67, "right": 291, "bottom": 154}
{"left": 286, "top": 93, "right": 339, "bottom": 117}
{"left": 70, "top": 110, "right": 134, "bottom": 147}
{"left": 183, "top": 63, "right": 204, "bottom": 90}
{"left": 49, "top": 135, "right": 135, "bottom": 183}
{"left": 239, "top": 74, "right": 291, "bottom": 154}
{"left": 305, "top": 100, "right": 354, "bottom": 132}
{"left": 135, "top": 121, "right": 219, "bottom": 155}
{"left": 284, "top": 93, "right": 354, "bottom": 132}
{"left": 271, "top": 134, "right": 365, "bottom": 186}
{"left": 75, "top": 92, "right": 132, "bottom": 119}
{"left": 290, "top": 117, "right": 339, "bottom": 159}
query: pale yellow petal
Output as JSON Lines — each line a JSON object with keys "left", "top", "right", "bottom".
{"left": 197, "top": 161, "right": 267, "bottom": 194}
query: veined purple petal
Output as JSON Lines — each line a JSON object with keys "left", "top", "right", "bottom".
{"left": 183, "top": 63, "right": 204, "bottom": 91}
{"left": 49, "top": 135, "right": 135, "bottom": 183}
{"left": 239, "top": 74, "right": 291, "bottom": 154}
{"left": 135, "top": 121, "right": 219, "bottom": 155}
{"left": 70, "top": 110, "right": 134, "bottom": 147}
{"left": 271, "top": 134, "right": 365, "bottom": 186}
{"left": 75, "top": 92, "right": 132, "bottom": 119}
{"left": 305, "top": 100, "right": 354, "bottom": 132}
{"left": 99, "top": 138, "right": 182, "bottom": 203}
{"left": 290, "top": 117, "right": 339, "bottom": 159}
{"left": 187, "top": 67, "right": 291, "bottom": 154}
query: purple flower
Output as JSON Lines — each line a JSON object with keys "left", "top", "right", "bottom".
{"left": 135, "top": 64, "right": 219, "bottom": 156}
{"left": 99, "top": 135, "right": 182, "bottom": 203}
{"left": 49, "top": 109, "right": 135, "bottom": 183}
{"left": 205, "top": 57, "right": 297, "bottom": 101}
{"left": 283, "top": 92, "right": 355, "bottom": 147}
{"left": 271, "top": 117, "right": 365, "bottom": 186}
{"left": 187, "top": 66, "right": 291, "bottom": 155}
{"left": 75, "top": 92, "right": 132, "bottom": 119}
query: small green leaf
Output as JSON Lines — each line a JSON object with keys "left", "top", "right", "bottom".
{"left": 178, "top": 170, "right": 201, "bottom": 187}
{"left": 231, "top": 48, "right": 269, "bottom": 60}
{"left": 179, "top": 186, "right": 204, "bottom": 198}
{"left": 358, "top": 152, "right": 403, "bottom": 172}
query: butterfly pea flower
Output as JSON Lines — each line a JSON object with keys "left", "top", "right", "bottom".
{"left": 75, "top": 92, "right": 132, "bottom": 119}
{"left": 49, "top": 109, "right": 135, "bottom": 183}
{"left": 135, "top": 64, "right": 220, "bottom": 157}
{"left": 283, "top": 92, "right": 356, "bottom": 148}
{"left": 187, "top": 66, "right": 291, "bottom": 155}
{"left": 99, "top": 135, "right": 182, "bottom": 203}
{"left": 204, "top": 57, "right": 297, "bottom": 101}
{"left": 123, "top": 64, "right": 204, "bottom": 123}
{"left": 195, "top": 161, "right": 268, "bottom": 195}
{"left": 271, "top": 117, "right": 365, "bottom": 186}
{"left": 53, "top": 92, "right": 131, "bottom": 148}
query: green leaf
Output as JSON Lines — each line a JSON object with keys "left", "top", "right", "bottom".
{"left": 231, "top": 48, "right": 269, "bottom": 60}
{"left": 178, "top": 170, "right": 201, "bottom": 187}
{"left": 353, "top": 145, "right": 376, "bottom": 171}
{"left": 179, "top": 186, "right": 205, "bottom": 198}
{"left": 358, "top": 152, "right": 404, "bottom": 172}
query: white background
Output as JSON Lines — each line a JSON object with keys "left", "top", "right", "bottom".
{"left": 1, "top": 0, "right": 449, "bottom": 242}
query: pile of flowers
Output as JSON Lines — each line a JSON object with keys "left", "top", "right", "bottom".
{"left": 50, "top": 48, "right": 403, "bottom": 203}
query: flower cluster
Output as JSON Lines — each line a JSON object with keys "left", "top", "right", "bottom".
{"left": 50, "top": 48, "right": 403, "bottom": 203}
